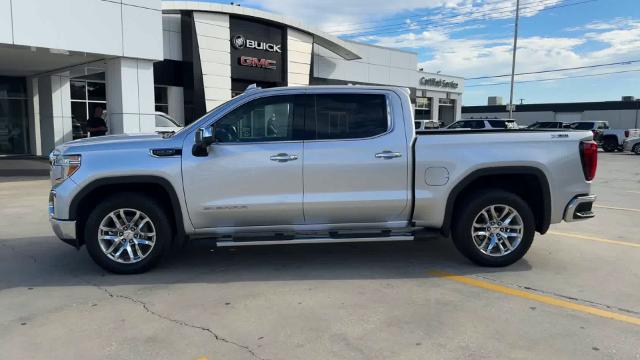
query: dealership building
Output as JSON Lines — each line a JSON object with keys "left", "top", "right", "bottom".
{"left": 0, "top": 0, "right": 464, "bottom": 156}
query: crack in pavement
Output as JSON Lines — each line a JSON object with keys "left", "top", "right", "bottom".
{"left": 475, "top": 274, "right": 640, "bottom": 316}
{"left": 0, "top": 242, "right": 38, "bottom": 264}
{"left": 1, "top": 242, "right": 266, "bottom": 360}
{"left": 94, "top": 284, "right": 267, "bottom": 360}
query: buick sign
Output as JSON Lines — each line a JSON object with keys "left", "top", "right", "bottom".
{"left": 232, "top": 34, "right": 281, "bottom": 53}
{"left": 232, "top": 35, "right": 246, "bottom": 49}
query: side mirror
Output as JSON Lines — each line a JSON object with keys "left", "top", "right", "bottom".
{"left": 192, "top": 126, "right": 215, "bottom": 157}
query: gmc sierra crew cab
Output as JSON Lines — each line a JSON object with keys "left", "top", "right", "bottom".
{"left": 48, "top": 86, "right": 598, "bottom": 274}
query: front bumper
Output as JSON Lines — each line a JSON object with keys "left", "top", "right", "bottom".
{"left": 623, "top": 141, "right": 634, "bottom": 152}
{"left": 563, "top": 195, "right": 596, "bottom": 222}
{"left": 50, "top": 218, "right": 79, "bottom": 248}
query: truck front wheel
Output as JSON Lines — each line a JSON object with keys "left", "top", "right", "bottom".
{"left": 452, "top": 190, "right": 535, "bottom": 267}
{"left": 84, "top": 193, "right": 172, "bottom": 274}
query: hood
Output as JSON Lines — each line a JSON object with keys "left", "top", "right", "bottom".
{"left": 54, "top": 132, "right": 180, "bottom": 155}
{"left": 67, "top": 133, "right": 164, "bottom": 145}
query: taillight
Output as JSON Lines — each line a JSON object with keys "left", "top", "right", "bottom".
{"left": 580, "top": 141, "right": 598, "bottom": 181}
{"left": 624, "top": 130, "right": 630, "bottom": 138}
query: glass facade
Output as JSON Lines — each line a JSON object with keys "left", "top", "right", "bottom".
{"left": 0, "top": 77, "right": 29, "bottom": 155}
{"left": 154, "top": 86, "right": 169, "bottom": 114}
{"left": 415, "top": 96, "right": 432, "bottom": 120}
{"left": 70, "top": 77, "right": 107, "bottom": 139}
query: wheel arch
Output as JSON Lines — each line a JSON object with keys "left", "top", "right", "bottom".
{"left": 70, "top": 176, "right": 186, "bottom": 247}
{"left": 441, "top": 166, "right": 551, "bottom": 237}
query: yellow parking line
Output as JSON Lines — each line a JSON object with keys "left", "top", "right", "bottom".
{"left": 429, "top": 270, "right": 640, "bottom": 326}
{"left": 594, "top": 205, "right": 640, "bottom": 213}
{"left": 548, "top": 231, "right": 640, "bottom": 248}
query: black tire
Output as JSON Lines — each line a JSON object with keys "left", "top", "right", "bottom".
{"left": 602, "top": 137, "right": 617, "bottom": 152}
{"left": 84, "top": 193, "right": 172, "bottom": 274}
{"left": 633, "top": 144, "right": 640, "bottom": 155}
{"left": 451, "top": 189, "right": 535, "bottom": 267}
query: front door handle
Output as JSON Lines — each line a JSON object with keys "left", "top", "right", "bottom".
{"left": 270, "top": 153, "right": 299, "bottom": 162}
{"left": 375, "top": 151, "right": 402, "bottom": 160}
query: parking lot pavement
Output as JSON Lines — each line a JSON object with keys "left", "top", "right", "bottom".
{"left": 0, "top": 152, "right": 639, "bottom": 360}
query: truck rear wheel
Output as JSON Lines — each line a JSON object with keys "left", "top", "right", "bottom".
{"left": 452, "top": 190, "right": 535, "bottom": 267}
{"left": 602, "top": 137, "right": 618, "bottom": 152}
{"left": 84, "top": 193, "right": 172, "bottom": 274}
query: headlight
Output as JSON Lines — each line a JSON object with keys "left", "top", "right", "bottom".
{"left": 50, "top": 153, "right": 81, "bottom": 184}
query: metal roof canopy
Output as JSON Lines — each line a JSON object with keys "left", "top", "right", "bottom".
{"left": 162, "top": 1, "right": 361, "bottom": 60}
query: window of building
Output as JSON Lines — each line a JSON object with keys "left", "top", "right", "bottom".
{"left": 154, "top": 86, "right": 169, "bottom": 114}
{"left": 0, "top": 77, "right": 29, "bottom": 154}
{"left": 70, "top": 78, "right": 107, "bottom": 139}
{"left": 311, "top": 94, "right": 388, "bottom": 140}
{"left": 415, "top": 97, "right": 431, "bottom": 120}
{"left": 214, "top": 96, "right": 296, "bottom": 143}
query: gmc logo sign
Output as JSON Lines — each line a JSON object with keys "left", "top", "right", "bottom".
{"left": 239, "top": 56, "right": 277, "bottom": 70}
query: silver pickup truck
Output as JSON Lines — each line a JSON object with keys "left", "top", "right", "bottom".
{"left": 48, "top": 86, "right": 598, "bottom": 273}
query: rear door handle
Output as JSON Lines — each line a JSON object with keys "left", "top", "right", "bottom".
{"left": 270, "top": 153, "right": 299, "bottom": 162}
{"left": 375, "top": 151, "right": 402, "bottom": 159}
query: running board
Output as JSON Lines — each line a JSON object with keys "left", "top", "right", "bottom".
{"left": 216, "top": 235, "right": 415, "bottom": 247}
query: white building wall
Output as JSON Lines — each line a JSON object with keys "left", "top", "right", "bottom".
{"left": 26, "top": 78, "right": 42, "bottom": 156}
{"left": 106, "top": 58, "right": 156, "bottom": 134}
{"left": 313, "top": 42, "right": 417, "bottom": 87}
{"left": 167, "top": 86, "right": 185, "bottom": 125}
{"left": 287, "top": 29, "right": 313, "bottom": 86}
{"left": 584, "top": 110, "right": 639, "bottom": 129}
{"left": 193, "top": 12, "right": 232, "bottom": 111}
{"left": 163, "top": 14, "right": 183, "bottom": 61}
{"left": 3, "top": 0, "right": 162, "bottom": 61}
{"left": 0, "top": 0, "right": 12, "bottom": 44}
{"left": 37, "top": 74, "right": 73, "bottom": 154}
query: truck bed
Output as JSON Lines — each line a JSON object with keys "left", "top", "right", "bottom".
{"left": 411, "top": 129, "right": 593, "bottom": 230}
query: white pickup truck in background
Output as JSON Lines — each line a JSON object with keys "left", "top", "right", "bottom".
{"left": 569, "top": 120, "right": 640, "bottom": 152}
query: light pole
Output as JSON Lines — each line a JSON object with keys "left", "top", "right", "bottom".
{"left": 508, "top": 0, "right": 521, "bottom": 119}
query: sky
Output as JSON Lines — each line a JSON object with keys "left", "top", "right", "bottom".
{"left": 200, "top": 0, "right": 639, "bottom": 105}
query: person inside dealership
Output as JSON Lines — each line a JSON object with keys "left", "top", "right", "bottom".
{"left": 87, "top": 105, "right": 108, "bottom": 137}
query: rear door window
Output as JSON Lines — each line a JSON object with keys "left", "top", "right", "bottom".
{"left": 309, "top": 94, "right": 388, "bottom": 140}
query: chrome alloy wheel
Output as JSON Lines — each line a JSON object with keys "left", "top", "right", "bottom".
{"left": 97, "top": 208, "right": 156, "bottom": 264}
{"left": 471, "top": 204, "right": 524, "bottom": 257}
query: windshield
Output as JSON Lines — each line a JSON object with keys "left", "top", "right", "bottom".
{"left": 529, "top": 122, "right": 559, "bottom": 129}
{"left": 172, "top": 97, "right": 239, "bottom": 136}
{"left": 570, "top": 122, "right": 595, "bottom": 130}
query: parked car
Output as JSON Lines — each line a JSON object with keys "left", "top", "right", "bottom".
{"left": 447, "top": 119, "right": 518, "bottom": 130}
{"left": 527, "top": 121, "right": 570, "bottom": 129}
{"left": 48, "top": 86, "right": 597, "bottom": 273}
{"left": 623, "top": 136, "right": 640, "bottom": 154}
{"left": 414, "top": 119, "right": 441, "bottom": 130}
{"left": 154, "top": 112, "right": 182, "bottom": 134}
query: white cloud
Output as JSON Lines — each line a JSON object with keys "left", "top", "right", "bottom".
{"left": 240, "top": 0, "right": 562, "bottom": 35}
{"left": 361, "top": 19, "right": 640, "bottom": 83}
